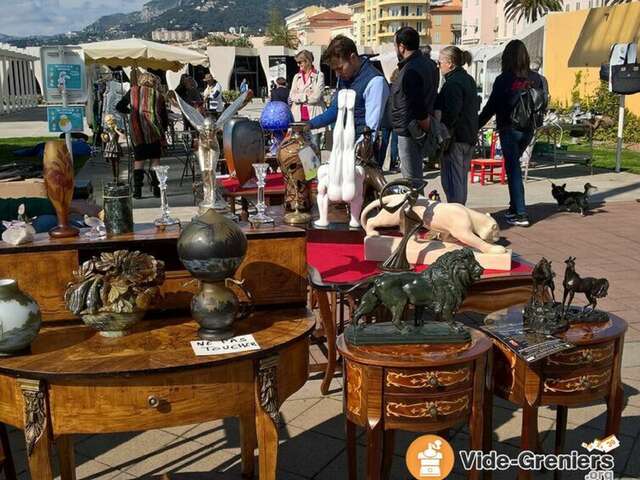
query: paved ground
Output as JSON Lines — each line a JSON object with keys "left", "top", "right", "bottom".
{"left": 3, "top": 106, "right": 640, "bottom": 479}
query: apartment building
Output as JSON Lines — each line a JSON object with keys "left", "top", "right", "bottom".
{"left": 430, "top": 0, "right": 462, "bottom": 45}
{"left": 462, "top": 0, "right": 609, "bottom": 45}
{"left": 286, "top": 5, "right": 353, "bottom": 46}
{"left": 350, "top": 1, "right": 367, "bottom": 45}
{"left": 357, "top": 0, "right": 430, "bottom": 47}
{"left": 151, "top": 29, "right": 193, "bottom": 43}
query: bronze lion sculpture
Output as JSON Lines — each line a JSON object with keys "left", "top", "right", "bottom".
{"left": 350, "top": 248, "right": 483, "bottom": 332}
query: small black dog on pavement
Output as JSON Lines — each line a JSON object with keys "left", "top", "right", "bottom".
{"left": 551, "top": 182, "right": 598, "bottom": 216}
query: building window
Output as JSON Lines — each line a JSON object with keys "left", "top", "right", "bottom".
{"left": 416, "top": 21, "right": 423, "bottom": 32}
{"left": 401, "top": 6, "right": 409, "bottom": 16}
{"left": 565, "top": 4, "right": 570, "bottom": 10}
{"left": 416, "top": 6, "right": 423, "bottom": 16}
{"left": 434, "top": 31, "right": 441, "bottom": 43}
{"left": 434, "top": 15, "right": 442, "bottom": 26}
{"left": 453, "top": 14, "right": 462, "bottom": 23}
{"left": 576, "top": 2, "right": 580, "bottom": 10}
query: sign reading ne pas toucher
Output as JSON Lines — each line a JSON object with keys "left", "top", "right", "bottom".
{"left": 46, "top": 64, "right": 82, "bottom": 90}
{"left": 191, "top": 334, "right": 261, "bottom": 356}
{"left": 47, "top": 106, "right": 85, "bottom": 133}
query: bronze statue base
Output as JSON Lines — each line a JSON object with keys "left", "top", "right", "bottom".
{"left": 523, "top": 301, "right": 609, "bottom": 335}
{"left": 344, "top": 321, "right": 471, "bottom": 345}
{"left": 284, "top": 210, "right": 311, "bottom": 225}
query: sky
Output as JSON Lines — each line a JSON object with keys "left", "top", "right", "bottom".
{"left": 0, "top": 0, "right": 148, "bottom": 37}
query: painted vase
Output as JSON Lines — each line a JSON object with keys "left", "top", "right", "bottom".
{"left": 0, "top": 279, "right": 42, "bottom": 355}
{"left": 177, "top": 208, "right": 252, "bottom": 340}
{"left": 43, "top": 141, "right": 79, "bottom": 238}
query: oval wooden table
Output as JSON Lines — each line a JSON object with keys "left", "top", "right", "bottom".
{"left": 486, "top": 306, "right": 627, "bottom": 480}
{"left": 0, "top": 308, "right": 315, "bottom": 480}
{"left": 337, "top": 330, "right": 493, "bottom": 480}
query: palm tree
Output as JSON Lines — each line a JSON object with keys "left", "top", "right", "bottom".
{"left": 264, "top": 8, "right": 299, "bottom": 49}
{"left": 504, "top": 0, "right": 564, "bottom": 23}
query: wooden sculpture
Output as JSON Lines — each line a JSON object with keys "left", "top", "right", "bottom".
{"left": 43, "top": 141, "right": 79, "bottom": 238}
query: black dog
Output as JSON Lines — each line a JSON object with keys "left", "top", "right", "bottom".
{"left": 551, "top": 182, "right": 598, "bottom": 216}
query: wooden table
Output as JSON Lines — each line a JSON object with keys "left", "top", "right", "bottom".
{"left": 308, "top": 228, "right": 534, "bottom": 395}
{"left": 0, "top": 309, "right": 315, "bottom": 480}
{"left": 0, "top": 222, "right": 307, "bottom": 322}
{"left": 486, "top": 306, "right": 627, "bottom": 480}
{"left": 337, "top": 330, "right": 493, "bottom": 480}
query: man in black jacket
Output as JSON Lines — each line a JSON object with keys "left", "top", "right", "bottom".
{"left": 270, "top": 77, "right": 290, "bottom": 103}
{"left": 390, "top": 27, "right": 437, "bottom": 190}
{"left": 434, "top": 46, "right": 479, "bottom": 205}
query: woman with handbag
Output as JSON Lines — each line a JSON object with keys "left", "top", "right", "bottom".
{"left": 435, "top": 46, "right": 478, "bottom": 206}
{"left": 289, "top": 50, "right": 326, "bottom": 149}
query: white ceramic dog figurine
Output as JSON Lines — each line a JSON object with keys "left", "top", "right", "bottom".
{"left": 315, "top": 89, "right": 365, "bottom": 228}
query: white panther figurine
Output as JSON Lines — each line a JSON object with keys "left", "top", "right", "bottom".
{"left": 315, "top": 89, "right": 365, "bottom": 228}
{"left": 360, "top": 194, "right": 506, "bottom": 255}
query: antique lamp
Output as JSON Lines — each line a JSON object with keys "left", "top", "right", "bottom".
{"left": 259, "top": 101, "right": 293, "bottom": 156}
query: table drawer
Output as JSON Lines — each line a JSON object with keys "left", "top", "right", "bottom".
{"left": 384, "top": 390, "right": 471, "bottom": 424}
{"left": 49, "top": 362, "right": 254, "bottom": 434}
{"left": 541, "top": 368, "right": 611, "bottom": 403}
{"left": 384, "top": 364, "right": 472, "bottom": 394}
{"left": 545, "top": 342, "right": 614, "bottom": 370}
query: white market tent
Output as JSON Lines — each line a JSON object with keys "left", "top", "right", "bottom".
{"left": 80, "top": 38, "right": 209, "bottom": 72}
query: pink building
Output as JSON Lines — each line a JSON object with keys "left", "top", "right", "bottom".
{"left": 460, "top": 0, "right": 497, "bottom": 45}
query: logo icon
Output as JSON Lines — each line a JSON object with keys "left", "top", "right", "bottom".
{"left": 406, "top": 434, "right": 455, "bottom": 479}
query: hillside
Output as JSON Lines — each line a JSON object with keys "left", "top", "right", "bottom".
{"left": 8, "top": 0, "right": 344, "bottom": 47}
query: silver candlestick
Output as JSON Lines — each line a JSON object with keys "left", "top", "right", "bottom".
{"left": 152, "top": 165, "right": 180, "bottom": 228}
{"left": 249, "top": 163, "right": 274, "bottom": 226}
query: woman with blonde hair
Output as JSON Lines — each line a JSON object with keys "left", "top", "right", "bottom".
{"left": 289, "top": 49, "right": 326, "bottom": 148}
{"left": 434, "top": 45, "right": 478, "bottom": 206}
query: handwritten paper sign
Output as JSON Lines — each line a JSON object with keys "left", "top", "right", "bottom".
{"left": 191, "top": 334, "right": 261, "bottom": 356}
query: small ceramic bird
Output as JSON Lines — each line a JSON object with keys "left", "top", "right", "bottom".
{"left": 84, "top": 215, "right": 107, "bottom": 239}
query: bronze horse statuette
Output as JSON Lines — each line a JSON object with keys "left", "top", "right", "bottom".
{"left": 344, "top": 248, "right": 483, "bottom": 345}
{"left": 562, "top": 256, "right": 609, "bottom": 318}
{"left": 523, "top": 256, "right": 610, "bottom": 334}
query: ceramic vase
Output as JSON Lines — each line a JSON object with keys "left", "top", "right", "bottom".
{"left": 43, "top": 141, "right": 79, "bottom": 238}
{"left": 103, "top": 182, "right": 134, "bottom": 235}
{"left": 0, "top": 279, "right": 41, "bottom": 355}
{"left": 177, "top": 208, "right": 252, "bottom": 340}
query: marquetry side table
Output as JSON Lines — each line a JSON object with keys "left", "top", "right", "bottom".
{"left": 337, "top": 330, "right": 493, "bottom": 480}
{"left": 0, "top": 309, "right": 315, "bottom": 480}
{"left": 486, "top": 307, "right": 627, "bottom": 480}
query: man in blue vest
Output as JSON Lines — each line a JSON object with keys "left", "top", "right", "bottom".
{"left": 307, "top": 35, "right": 389, "bottom": 140}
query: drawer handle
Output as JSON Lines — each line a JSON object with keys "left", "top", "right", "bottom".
{"left": 148, "top": 395, "right": 161, "bottom": 408}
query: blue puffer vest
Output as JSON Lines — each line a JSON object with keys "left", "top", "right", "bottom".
{"left": 337, "top": 57, "right": 383, "bottom": 135}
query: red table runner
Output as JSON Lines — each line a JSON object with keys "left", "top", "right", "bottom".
{"left": 307, "top": 235, "right": 531, "bottom": 285}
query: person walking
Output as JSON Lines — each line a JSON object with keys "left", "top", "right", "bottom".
{"left": 390, "top": 27, "right": 438, "bottom": 190}
{"left": 479, "top": 39, "right": 545, "bottom": 227}
{"left": 116, "top": 71, "right": 168, "bottom": 199}
{"left": 239, "top": 78, "right": 249, "bottom": 93}
{"left": 270, "top": 77, "right": 290, "bottom": 103}
{"left": 289, "top": 50, "right": 326, "bottom": 149}
{"left": 307, "top": 36, "right": 389, "bottom": 142}
{"left": 435, "top": 46, "right": 479, "bottom": 205}
{"left": 203, "top": 73, "right": 224, "bottom": 119}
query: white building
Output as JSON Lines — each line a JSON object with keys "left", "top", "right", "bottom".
{"left": 151, "top": 29, "right": 193, "bottom": 43}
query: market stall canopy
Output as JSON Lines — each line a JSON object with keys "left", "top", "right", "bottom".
{"left": 568, "top": 2, "right": 640, "bottom": 67}
{"left": 81, "top": 38, "right": 209, "bottom": 71}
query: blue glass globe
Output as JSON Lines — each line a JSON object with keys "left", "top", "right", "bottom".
{"left": 260, "top": 101, "right": 293, "bottom": 131}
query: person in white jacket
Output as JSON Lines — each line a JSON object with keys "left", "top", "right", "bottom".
{"left": 203, "top": 74, "right": 224, "bottom": 119}
{"left": 289, "top": 50, "right": 326, "bottom": 149}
